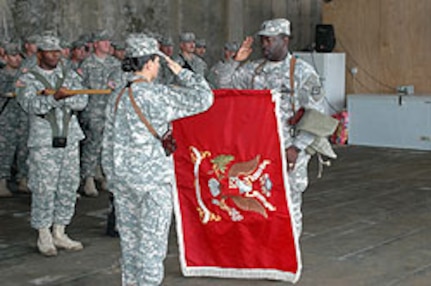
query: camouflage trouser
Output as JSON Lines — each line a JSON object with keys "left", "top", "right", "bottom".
{"left": 287, "top": 150, "right": 311, "bottom": 237}
{"left": 15, "top": 111, "right": 29, "bottom": 180}
{"left": 114, "top": 183, "right": 173, "bottom": 286}
{"left": 29, "top": 143, "right": 80, "bottom": 229}
{"left": 80, "top": 117, "right": 104, "bottom": 179}
{"left": 0, "top": 100, "right": 25, "bottom": 180}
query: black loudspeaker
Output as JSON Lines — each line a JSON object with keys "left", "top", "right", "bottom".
{"left": 315, "top": 24, "right": 336, "bottom": 52}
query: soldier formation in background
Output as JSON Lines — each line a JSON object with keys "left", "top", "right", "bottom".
{"left": 0, "top": 25, "right": 239, "bottom": 245}
{"left": 0, "top": 17, "right": 325, "bottom": 285}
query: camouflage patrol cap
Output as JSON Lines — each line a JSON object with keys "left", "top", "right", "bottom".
{"left": 125, "top": 33, "right": 164, "bottom": 58}
{"left": 92, "top": 30, "right": 111, "bottom": 42}
{"left": 60, "top": 39, "right": 71, "bottom": 49}
{"left": 71, "top": 40, "right": 86, "bottom": 50}
{"left": 37, "top": 35, "right": 62, "bottom": 51}
{"left": 195, "top": 39, "right": 206, "bottom": 48}
{"left": 160, "top": 36, "right": 173, "bottom": 47}
{"left": 224, "top": 41, "right": 239, "bottom": 52}
{"left": 25, "top": 34, "right": 41, "bottom": 44}
{"left": 78, "top": 33, "right": 92, "bottom": 43}
{"left": 179, "top": 32, "right": 195, "bottom": 43}
{"left": 111, "top": 41, "right": 126, "bottom": 51}
{"left": 4, "top": 43, "right": 21, "bottom": 55}
{"left": 257, "top": 18, "right": 291, "bottom": 37}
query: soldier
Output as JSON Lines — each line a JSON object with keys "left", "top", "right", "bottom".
{"left": 78, "top": 33, "right": 93, "bottom": 59}
{"left": 19, "top": 34, "right": 40, "bottom": 73}
{"left": 0, "top": 42, "right": 6, "bottom": 69}
{"left": 102, "top": 33, "right": 213, "bottom": 286}
{"left": 79, "top": 30, "right": 121, "bottom": 197}
{"left": 219, "top": 18, "right": 326, "bottom": 236}
{"left": 173, "top": 32, "right": 208, "bottom": 77}
{"left": 194, "top": 38, "right": 207, "bottom": 58}
{"left": 60, "top": 39, "right": 71, "bottom": 59}
{"left": 159, "top": 36, "right": 174, "bottom": 57}
{"left": 155, "top": 36, "right": 175, "bottom": 85}
{"left": 16, "top": 34, "right": 88, "bottom": 256}
{"left": 0, "top": 43, "right": 25, "bottom": 197}
{"left": 208, "top": 41, "right": 239, "bottom": 88}
{"left": 111, "top": 41, "right": 126, "bottom": 61}
{"left": 68, "top": 40, "right": 87, "bottom": 73}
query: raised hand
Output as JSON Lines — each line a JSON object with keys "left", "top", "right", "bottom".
{"left": 234, "top": 36, "right": 254, "bottom": 62}
{"left": 163, "top": 55, "right": 182, "bottom": 75}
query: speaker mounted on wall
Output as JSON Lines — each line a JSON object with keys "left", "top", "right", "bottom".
{"left": 315, "top": 24, "right": 336, "bottom": 52}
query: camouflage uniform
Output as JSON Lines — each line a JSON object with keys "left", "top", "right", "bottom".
{"left": 102, "top": 34, "right": 214, "bottom": 286}
{"left": 0, "top": 44, "right": 29, "bottom": 185}
{"left": 208, "top": 42, "right": 239, "bottom": 88}
{"left": 15, "top": 53, "right": 38, "bottom": 169}
{"left": 0, "top": 67, "right": 27, "bottom": 181}
{"left": 173, "top": 52, "right": 208, "bottom": 77}
{"left": 79, "top": 51, "right": 121, "bottom": 180}
{"left": 219, "top": 19, "right": 325, "bottom": 236}
{"left": 17, "top": 62, "right": 88, "bottom": 229}
{"left": 19, "top": 55, "right": 38, "bottom": 73}
{"left": 173, "top": 32, "right": 208, "bottom": 78}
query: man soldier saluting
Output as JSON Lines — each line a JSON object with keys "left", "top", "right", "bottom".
{"left": 219, "top": 18, "right": 326, "bottom": 237}
{"left": 16, "top": 34, "right": 88, "bottom": 256}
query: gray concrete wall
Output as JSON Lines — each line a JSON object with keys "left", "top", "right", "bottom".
{"left": 0, "top": 0, "right": 321, "bottom": 67}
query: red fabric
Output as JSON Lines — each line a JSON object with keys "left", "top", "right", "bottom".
{"left": 172, "top": 89, "right": 300, "bottom": 281}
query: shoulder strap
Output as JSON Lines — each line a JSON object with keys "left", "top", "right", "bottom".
{"left": 114, "top": 78, "right": 147, "bottom": 113}
{"left": 29, "top": 70, "right": 53, "bottom": 89}
{"left": 251, "top": 59, "right": 267, "bottom": 88}
{"left": 179, "top": 54, "right": 194, "bottom": 72}
{"left": 29, "top": 67, "right": 67, "bottom": 91}
{"left": 289, "top": 55, "right": 297, "bottom": 111}
{"left": 127, "top": 85, "right": 161, "bottom": 140}
{"left": 114, "top": 87, "right": 127, "bottom": 113}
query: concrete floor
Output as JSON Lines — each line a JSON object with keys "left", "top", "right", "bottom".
{"left": 0, "top": 146, "right": 430, "bottom": 286}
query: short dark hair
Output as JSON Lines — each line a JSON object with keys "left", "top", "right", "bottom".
{"left": 121, "top": 54, "right": 158, "bottom": 72}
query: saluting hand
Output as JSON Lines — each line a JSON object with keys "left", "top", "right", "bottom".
{"left": 234, "top": 36, "right": 254, "bottom": 62}
{"left": 164, "top": 56, "right": 182, "bottom": 75}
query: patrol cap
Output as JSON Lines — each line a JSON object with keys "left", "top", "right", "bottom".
{"left": 4, "top": 43, "right": 21, "bottom": 55}
{"left": 71, "top": 40, "right": 86, "bottom": 50}
{"left": 60, "top": 39, "right": 71, "bottom": 49}
{"left": 37, "top": 35, "right": 62, "bottom": 51}
{"left": 25, "top": 34, "right": 41, "bottom": 44}
{"left": 160, "top": 36, "right": 173, "bottom": 47}
{"left": 224, "top": 41, "right": 239, "bottom": 52}
{"left": 257, "top": 18, "right": 291, "bottom": 37}
{"left": 195, "top": 39, "right": 206, "bottom": 48}
{"left": 78, "top": 33, "right": 93, "bottom": 43}
{"left": 112, "top": 41, "right": 126, "bottom": 50}
{"left": 179, "top": 32, "right": 195, "bottom": 43}
{"left": 125, "top": 33, "right": 164, "bottom": 58}
{"left": 92, "top": 30, "right": 111, "bottom": 42}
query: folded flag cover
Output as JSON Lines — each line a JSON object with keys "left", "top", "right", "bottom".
{"left": 172, "top": 89, "right": 302, "bottom": 283}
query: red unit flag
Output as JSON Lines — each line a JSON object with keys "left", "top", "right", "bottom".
{"left": 172, "top": 89, "right": 302, "bottom": 283}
